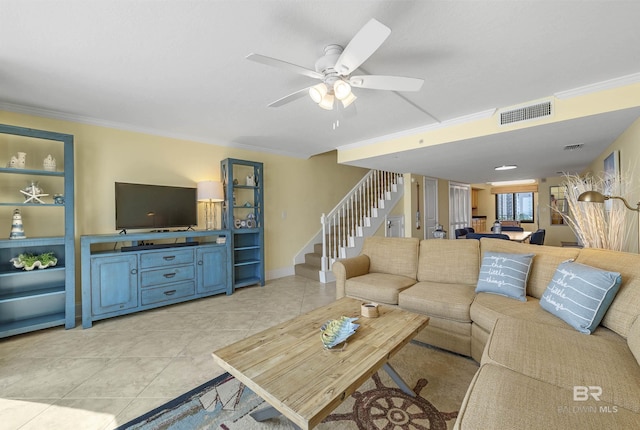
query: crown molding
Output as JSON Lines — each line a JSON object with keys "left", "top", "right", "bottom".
{"left": 554, "top": 72, "right": 640, "bottom": 100}
{"left": 0, "top": 102, "right": 310, "bottom": 159}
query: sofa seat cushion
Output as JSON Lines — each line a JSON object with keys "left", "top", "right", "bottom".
{"left": 455, "top": 364, "right": 639, "bottom": 430}
{"left": 471, "top": 292, "right": 577, "bottom": 334}
{"left": 479, "top": 238, "right": 580, "bottom": 298}
{"left": 345, "top": 273, "right": 416, "bottom": 305}
{"left": 399, "top": 281, "right": 476, "bottom": 322}
{"left": 482, "top": 318, "right": 640, "bottom": 413}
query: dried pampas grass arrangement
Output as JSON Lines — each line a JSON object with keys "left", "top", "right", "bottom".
{"left": 555, "top": 172, "right": 632, "bottom": 251}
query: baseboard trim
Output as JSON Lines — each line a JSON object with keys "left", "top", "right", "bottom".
{"left": 266, "top": 266, "right": 295, "bottom": 281}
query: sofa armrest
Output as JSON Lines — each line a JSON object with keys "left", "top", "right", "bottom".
{"left": 332, "top": 254, "right": 371, "bottom": 299}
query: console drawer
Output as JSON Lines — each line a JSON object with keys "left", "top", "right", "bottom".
{"left": 140, "top": 265, "right": 195, "bottom": 287}
{"left": 141, "top": 281, "right": 195, "bottom": 305}
{"left": 139, "top": 249, "right": 194, "bottom": 269}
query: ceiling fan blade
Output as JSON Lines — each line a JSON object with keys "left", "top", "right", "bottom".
{"left": 267, "top": 87, "right": 312, "bottom": 107}
{"left": 349, "top": 75, "right": 424, "bottom": 92}
{"left": 246, "top": 53, "right": 323, "bottom": 80}
{"left": 334, "top": 19, "right": 391, "bottom": 76}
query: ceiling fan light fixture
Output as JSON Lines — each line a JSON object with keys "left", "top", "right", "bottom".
{"left": 333, "top": 80, "right": 352, "bottom": 100}
{"left": 318, "top": 93, "right": 334, "bottom": 110}
{"left": 341, "top": 92, "right": 357, "bottom": 108}
{"left": 309, "top": 83, "right": 328, "bottom": 104}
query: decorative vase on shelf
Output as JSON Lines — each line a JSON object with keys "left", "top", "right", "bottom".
{"left": 43, "top": 154, "right": 56, "bottom": 171}
{"left": 9, "top": 209, "right": 26, "bottom": 239}
{"left": 7, "top": 152, "right": 26, "bottom": 169}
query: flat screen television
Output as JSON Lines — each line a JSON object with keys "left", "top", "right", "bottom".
{"left": 115, "top": 182, "right": 197, "bottom": 231}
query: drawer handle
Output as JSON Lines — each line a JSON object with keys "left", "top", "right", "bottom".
{"left": 131, "top": 269, "right": 137, "bottom": 275}
{"left": 163, "top": 272, "right": 177, "bottom": 278}
{"left": 163, "top": 256, "right": 176, "bottom": 261}
{"left": 198, "top": 260, "right": 203, "bottom": 266}
{"left": 164, "top": 290, "right": 177, "bottom": 296}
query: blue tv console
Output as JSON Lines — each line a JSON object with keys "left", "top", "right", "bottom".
{"left": 80, "top": 229, "right": 231, "bottom": 328}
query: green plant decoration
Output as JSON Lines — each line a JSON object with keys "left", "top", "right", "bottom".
{"left": 10, "top": 251, "right": 58, "bottom": 271}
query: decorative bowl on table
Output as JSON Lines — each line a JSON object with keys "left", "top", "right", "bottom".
{"left": 320, "top": 316, "right": 359, "bottom": 349}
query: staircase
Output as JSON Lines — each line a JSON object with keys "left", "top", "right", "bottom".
{"left": 294, "top": 170, "right": 404, "bottom": 282}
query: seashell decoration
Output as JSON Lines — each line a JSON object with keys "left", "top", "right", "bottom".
{"left": 320, "top": 316, "right": 359, "bottom": 349}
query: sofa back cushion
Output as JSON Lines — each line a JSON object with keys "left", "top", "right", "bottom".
{"left": 417, "top": 239, "right": 480, "bottom": 284}
{"left": 362, "top": 237, "right": 420, "bottom": 279}
{"left": 575, "top": 248, "right": 640, "bottom": 338}
{"left": 628, "top": 317, "right": 640, "bottom": 367}
{"left": 480, "top": 239, "right": 580, "bottom": 299}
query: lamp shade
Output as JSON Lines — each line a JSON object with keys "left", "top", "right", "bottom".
{"left": 318, "top": 93, "right": 334, "bottom": 110}
{"left": 578, "top": 190, "right": 606, "bottom": 203}
{"left": 333, "top": 80, "right": 352, "bottom": 100}
{"left": 309, "top": 83, "right": 328, "bottom": 104}
{"left": 341, "top": 91, "right": 357, "bottom": 108}
{"left": 197, "top": 180, "right": 224, "bottom": 202}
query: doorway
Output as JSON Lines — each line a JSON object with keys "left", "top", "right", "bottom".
{"left": 449, "top": 182, "right": 471, "bottom": 236}
{"left": 423, "top": 177, "right": 438, "bottom": 239}
{"left": 385, "top": 215, "right": 405, "bottom": 237}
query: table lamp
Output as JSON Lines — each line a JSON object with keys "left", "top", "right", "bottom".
{"left": 197, "top": 180, "right": 224, "bottom": 230}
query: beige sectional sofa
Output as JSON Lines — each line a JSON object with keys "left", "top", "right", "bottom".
{"left": 332, "top": 236, "right": 640, "bottom": 429}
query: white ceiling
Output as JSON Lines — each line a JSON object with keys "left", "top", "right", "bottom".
{"left": 2, "top": 1, "right": 640, "bottom": 184}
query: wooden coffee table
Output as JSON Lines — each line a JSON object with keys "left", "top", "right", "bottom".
{"left": 212, "top": 297, "right": 429, "bottom": 429}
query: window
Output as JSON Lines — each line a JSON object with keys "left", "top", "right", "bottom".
{"left": 495, "top": 192, "right": 534, "bottom": 223}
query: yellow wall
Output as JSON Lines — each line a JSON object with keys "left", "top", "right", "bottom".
{"left": 0, "top": 110, "right": 368, "bottom": 293}
{"left": 584, "top": 117, "right": 640, "bottom": 252}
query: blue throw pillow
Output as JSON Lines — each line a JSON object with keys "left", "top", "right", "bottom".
{"left": 476, "top": 252, "right": 534, "bottom": 301}
{"left": 540, "top": 261, "right": 622, "bottom": 334}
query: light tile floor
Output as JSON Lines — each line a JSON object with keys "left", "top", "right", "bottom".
{"left": 0, "top": 276, "right": 337, "bottom": 430}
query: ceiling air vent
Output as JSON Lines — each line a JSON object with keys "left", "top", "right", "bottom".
{"left": 499, "top": 100, "right": 553, "bottom": 126}
{"left": 563, "top": 143, "right": 584, "bottom": 151}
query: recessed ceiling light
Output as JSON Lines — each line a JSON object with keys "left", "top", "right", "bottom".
{"left": 494, "top": 165, "right": 517, "bottom": 171}
{"left": 489, "top": 179, "right": 537, "bottom": 186}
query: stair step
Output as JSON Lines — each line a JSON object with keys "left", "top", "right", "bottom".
{"left": 294, "top": 263, "right": 320, "bottom": 281}
{"left": 304, "top": 252, "right": 322, "bottom": 267}
{"left": 314, "top": 242, "right": 323, "bottom": 255}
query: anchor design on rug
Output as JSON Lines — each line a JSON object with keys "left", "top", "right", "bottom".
{"left": 323, "top": 372, "right": 458, "bottom": 430}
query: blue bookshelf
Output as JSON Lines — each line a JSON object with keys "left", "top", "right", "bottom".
{"left": 221, "top": 158, "right": 265, "bottom": 288}
{"left": 0, "top": 124, "right": 75, "bottom": 338}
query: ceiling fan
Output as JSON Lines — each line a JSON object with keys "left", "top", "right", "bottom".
{"left": 247, "top": 18, "right": 425, "bottom": 110}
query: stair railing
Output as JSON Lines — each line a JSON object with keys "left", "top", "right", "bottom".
{"left": 321, "top": 169, "right": 402, "bottom": 272}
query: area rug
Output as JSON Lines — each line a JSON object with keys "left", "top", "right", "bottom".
{"left": 116, "top": 341, "right": 479, "bottom": 430}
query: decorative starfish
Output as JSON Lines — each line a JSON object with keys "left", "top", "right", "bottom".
{"left": 20, "top": 188, "right": 49, "bottom": 204}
